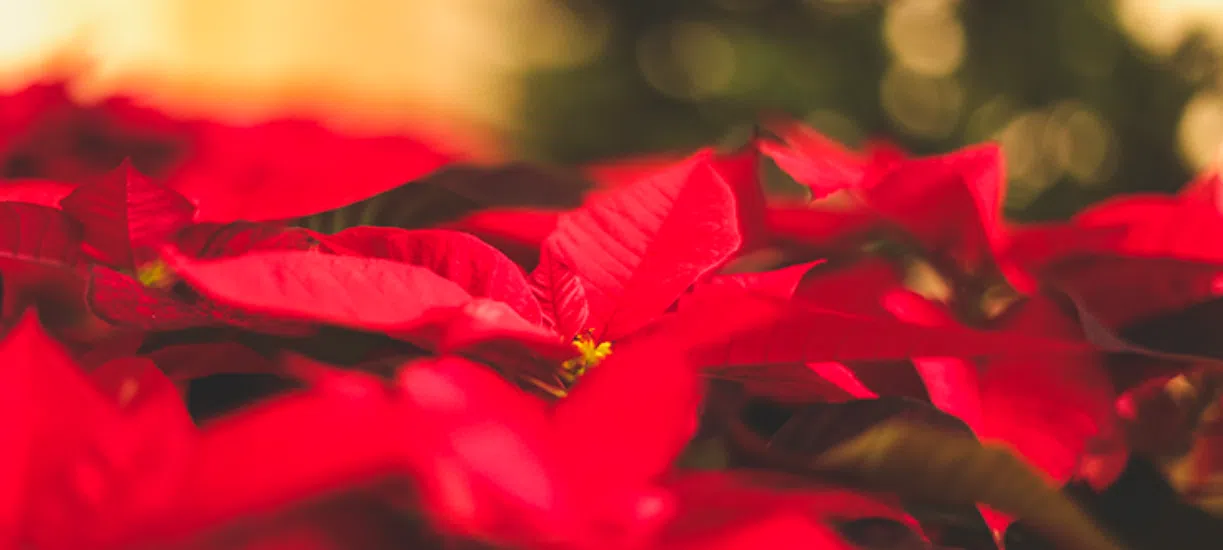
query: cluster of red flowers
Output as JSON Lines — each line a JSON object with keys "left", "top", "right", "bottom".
{"left": 0, "top": 81, "right": 1219, "bottom": 550}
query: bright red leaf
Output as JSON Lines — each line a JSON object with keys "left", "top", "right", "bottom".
{"left": 327, "top": 227, "right": 543, "bottom": 326}
{"left": 165, "top": 248, "right": 474, "bottom": 331}
{"left": 165, "top": 120, "right": 463, "bottom": 223}
{"left": 535, "top": 149, "right": 743, "bottom": 341}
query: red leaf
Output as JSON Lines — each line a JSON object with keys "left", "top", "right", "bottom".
{"left": 537, "top": 149, "right": 743, "bottom": 341}
{"left": 1072, "top": 187, "right": 1223, "bottom": 262}
{"left": 395, "top": 357, "right": 579, "bottom": 545}
{"left": 59, "top": 160, "right": 195, "bottom": 269}
{"left": 1043, "top": 254, "right": 1223, "bottom": 328}
{"left": 865, "top": 144, "right": 1008, "bottom": 275}
{"left": 328, "top": 227, "right": 543, "bottom": 326}
{"left": 0, "top": 313, "right": 129, "bottom": 549}
{"left": 174, "top": 389, "right": 405, "bottom": 540}
{"left": 759, "top": 119, "right": 873, "bottom": 198}
{"left": 764, "top": 204, "right": 876, "bottom": 253}
{"left": 166, "top": 248, "right": 474, "bottom": 331}
{"left": 87, "top": 265, "right": 314, "bottom": 335}
{"left": 166, "top": 119, "right": 462, "bottom": 222}
{"left": 668, "top": 293, "right": 1094, "bottom": 372}
{"left": 553, "top": 341, "right": 699, "bottom": 516}
{"left": 709, "top": 146, "right": 769, "bottom": 251}
{"left": 444, "top": 208, "right": 562, "bottom": 270}
{"left": 0, "top": 179, "right": 76, "bottom": 207}
{"left": 0, "top": 201, "right": 82, "bottom": 267}
{"left": 693, "top": 259, "right": 826, "bottom": 303}
{"left": 980, "top": 297, "right": 1123, "bottom": 488}
{"left": 530, "top": 251, "right": 589, "bottom": 339}
{"left": 882, "top": 289, "right": 984, "bottom": 433}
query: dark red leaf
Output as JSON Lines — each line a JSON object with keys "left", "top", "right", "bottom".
{"left": 146, "top": 342, "right": 279, "bottom": 383}
{"left": 327, "top": 227, "right": 543, "bottom": 326}
{"left": 536, "top": 149, "right": 743, "bottom": 341}
{"left": 59, "top": 160, "right": 195, "bottom": 269}
{"left": 0, "top": 201, "right": 82, "bottom": 267}
{"left": 1042, "top": 254, "right": 1223, "bottom": 329}
{"left": 654, "top": 471, "right": 910, "bottom": 550}
{"left": 530, "top": 251, "right": 589, "bottom": 339}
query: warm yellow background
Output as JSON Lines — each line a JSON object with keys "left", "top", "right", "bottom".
{"left": 0, "top": 0, "right": 597, "bottom": 156}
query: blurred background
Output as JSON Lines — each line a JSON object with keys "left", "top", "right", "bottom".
{"left": 1, "top": 0, "right": 1222, "bottom": 220}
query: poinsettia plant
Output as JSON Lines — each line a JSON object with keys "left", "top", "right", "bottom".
{"left": 2, "top": 82, "right": 1223, "bottom": 550}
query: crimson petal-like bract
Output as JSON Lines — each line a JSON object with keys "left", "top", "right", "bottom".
{"left": 535, "top": 149, "right": 743, "bottom": 341}
{"left": 166, "top": 120, "right": 464, "bottom": 223}
{"left": 327, "top": 227, "right": 543, "bottom": 326}
{"left": 59, "top": 160, "right": 196, "bottom": 270}
{"left": 165, "top": 248, "right": 473, "bottom": 331}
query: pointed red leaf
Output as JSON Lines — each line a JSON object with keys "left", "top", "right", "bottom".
{"left": 59, "top": 160, "right": 195, "bottom": 269}
{"left": 530, "top": 251, "right": 589, "bottom": 339}
{"left": 166, "top": 248, "right": 474, "bottom": 331}
{"left": 759, "top": 119, "right": 872, "bottom": 198}
{"left": 537, "top": 149, "right": 743, "bottom": 341}
{"left": 865, "top": 144, "right": 1008, "bottom": 275}
{"left": 165, "top": 119, "right": 463, "bottom": 222}
{"left": 711, "top": 146, "right": 769, "bottom": 251}
{"left": 328, "top": 227, "right": 543, "bottom": 326}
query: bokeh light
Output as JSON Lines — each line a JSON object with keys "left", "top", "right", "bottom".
{"left": 883, "top": 0, "right": 965, "bottom": 77}
{"left": 637, "top": 21, "right": 737, "bottom": 100}
{"left": 880, "top": 63, "right": 962, "bottom": 139}
{"left": 1045, "top": 100, "right": 1117, "bottom": 186}
{"left": 1179, "top": 90, "right": 1223, "bottom": 171}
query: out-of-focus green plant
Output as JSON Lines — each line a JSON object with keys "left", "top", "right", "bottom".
{"left": 517, "top": 0, "right": 1219, "bottom": 221}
